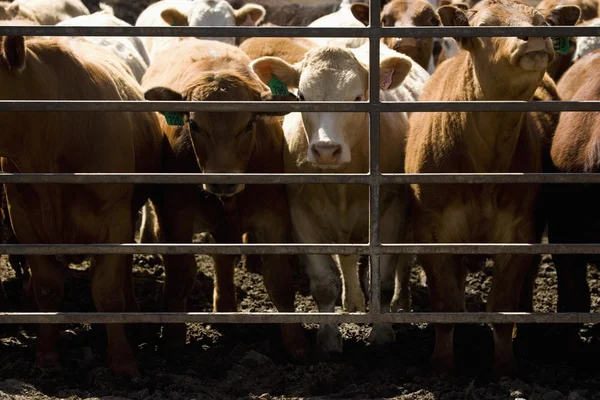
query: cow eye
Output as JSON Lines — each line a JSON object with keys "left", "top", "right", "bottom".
{"left": 245, "top": 120, "right": 255, "bottom": 131}
{"left": 355, "top": 95, "right": 364, "bottom": 101}
{"left": 189, "top": 120, "right": 199, "bottom": 132}
{"left": 381, "top": 16, "right": 393, "bottom": 26}
{"left": 297, "top": 91, "right": 305, "bottom": 101}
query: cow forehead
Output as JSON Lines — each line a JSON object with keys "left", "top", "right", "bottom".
{"left": 383, "top": 0, "right": 433, "bottom": 19}
{"left": 189, "top": 0, "right": 236, "bottom": 26}
{"left": 472, "top": 2, "right": 544, "bottom": 26}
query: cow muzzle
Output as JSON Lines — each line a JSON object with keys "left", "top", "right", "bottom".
{"left": 516, "top": 36, "right": 552, "bottom": 71}
{"left": 308, "top": 141, "right": 350, "bottom": 168}
{"left": 203, "top": 183, "right": 245, "bottom": 197}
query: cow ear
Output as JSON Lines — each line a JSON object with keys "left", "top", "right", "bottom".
{"left": 1, "top": 36, "right": 26, "bottom": 71}
{"left": 545, "top": 5, "right": 581, "bottom": 26}
{"left": 379, "top": 56, "right": 412, "bottom": 91}
{"left": 437, "top": 5, "right": 473, "bottom": 50}
{"left": 453, "top": 2, "right": 470, "bottom": 11}
{"left": 350, "top": 4, "right": 370, "bottom": 26}
{"left": 234, "top": 4, "right": 266, "bottom": 26}
{"left": 250, "top": 56, "right": 300, "bottom": 89}
{"left": 160, "top": 8, "right": 188, "bottom": 26}
{"left": 144, "top": 86, "right": 184, "bottom": 101}
{"left": 7, "top": 3, "right": 19, "bottom": 18}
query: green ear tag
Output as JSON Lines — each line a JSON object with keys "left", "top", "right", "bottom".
{"left": 552, "top": 37, "right": 570, "bottom": 55}
{"left": 268, "top": 75, "right": 290, "bottom": 96}
{"left": 164, "top": 112, "right": 184, "bottom": 126}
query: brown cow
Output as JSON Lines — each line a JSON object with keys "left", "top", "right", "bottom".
{"left": 404, "top": 0, "right": 579, "bottom": 377}
{"left": 0, "top": 35, "right": 162, "bottom": 375}
{"left": 239, "top": 36, "right": 318, "bottom": 63}
{"left": 141, "top": 38, "right": 308, "bottom": 359}
{"left": 545, "top": 49, "right": 600, "bottom": 345}
{"left": 556, "top": 48, "right": 600, "bottom": 100}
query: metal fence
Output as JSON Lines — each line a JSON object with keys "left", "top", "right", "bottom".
{"left": 0, "top": 0, "right": 600, "bottom": 326}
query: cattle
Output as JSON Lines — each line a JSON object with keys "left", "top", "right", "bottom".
{"left": 573, "top": 17, "right": 600, "bottom": 61}
{"left": 537, "top": 0, "right": 597, "bottom": 20}
{"left": 545, "top": 48, "right": 600, "bottom": 346}
{"left": 250, "top": 42, "right": 428, "bottom": 353}
{"left": 135, "top": 0, "right": 266, "bottom": 61}
{"left": 57, "top": 5, "right": 150, "bottom": 83}
{"left": 141, "top": 38, "right": 308, "bottom": 360}
{"left": 306, "top": 0, "right": 367, "bottom": 48}
{"left": 239, "top": 36, "right": 318, "bottom": 63}
{"left": 404, "top": 0, "right": 580, "bottom": 377}
{"left": 0, "top": 0, "right": 89, "bottom": 25}
{"left": 227, "top": 0, "right": 351, "bottom": 26}
{"left": 0, "top": 34, "right": 162, "bottom": 375}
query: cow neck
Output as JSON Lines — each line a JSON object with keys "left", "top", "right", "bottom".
{"left": 221, "top": 195, "right": 242, "bottom": 243}
{"left": 461, "top": 55, "right": 542, "bottom": 172}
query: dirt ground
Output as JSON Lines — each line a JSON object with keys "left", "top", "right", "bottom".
{"left": 2, "top": 0, "right": 598, "bottom": 399}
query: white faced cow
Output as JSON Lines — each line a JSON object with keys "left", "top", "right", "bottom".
{"left": 251, "top": 43, "right": 429, "bottom": 353}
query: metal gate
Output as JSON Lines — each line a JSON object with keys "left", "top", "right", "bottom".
{"left": 0, "top": 0, "right": 600, "bottom": 326}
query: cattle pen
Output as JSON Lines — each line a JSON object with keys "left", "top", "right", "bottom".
{"left": 0, "top": 0, "right": 600, "bottom": 398}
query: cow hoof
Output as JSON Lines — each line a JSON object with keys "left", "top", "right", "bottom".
{"left": 317, "top": 324, "right": 342, "bottom": 354}
{"left": 369, "top": 323, "right": 396, "bottom": 346}
{"left": 35, "top": 351, "right": 61, "bottom": 371}
{"left": 390, "top": 296, "right": 412, "bottom": 312}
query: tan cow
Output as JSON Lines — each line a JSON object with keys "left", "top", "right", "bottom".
{"left": 141, "top": 38, "right": 308, "bottom": 360}
{"left": 352, "top": 0, "right": 442, "bottom": 73}
{"left": 545, "top": 49, "right": 600, "bottom": 340}
{"left": 0, "top": 0, "right": 90, "bottom": 25}
{"left": 404, "top": 0, "right": 579, "bottom": 377}
{"left": 239, "top": 36, "right": 318, "bottom": 63}
{"left": 0, "top": 35, "right": 162, "bottom": 375}
{"left": 251, "top": 43, "right": 429, "bottom": 353}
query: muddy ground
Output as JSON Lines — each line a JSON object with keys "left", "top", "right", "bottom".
{"left": 1, "top": 248, "right": 600, "bottom": 400}
{"left": 2, "top": 0, "right": 598, "bottom": 399}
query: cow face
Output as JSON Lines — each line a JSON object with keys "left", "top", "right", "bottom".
{"left": 438, "top": 0, "right": 580, "bottom": 73}
{"left": 378, "top": 0, "right": 440, "bottom": 70}
{"left": 145, "top": 70, "right": 283, "bottom": 198}
{"left": 251, "top": 47, "right": 411, "bottom": 169}
{"left": 160, "top": 0, "right": 266, "bottom": 46}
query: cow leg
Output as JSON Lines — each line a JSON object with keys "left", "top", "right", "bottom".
{"left": 28, "top": 254, "right": 64, "bottom": 369}
{"left": 391, "top": 255, "right": 414, "bottom": 312}
{"left": 256, "top": 223, "right": 308, "bottom": 360}
{"left": 370, "top": 197, "right": 411, "bottom": 345}
{"left": 90, "top": 250, "right": 139, "bottom": 376}
{"left": 212, "top": 254, "right": 237, "bottom": 312}
{"left": 554, "top": 254, "right": 589, "bottom": 345}
{"left": 422, "top": 253, "right": 465, "bottom": 376}
{"left": 305, "top": 253, "right": 342, "bottom": 354}
{"left": 337, "top": 255, "right": 365, "bottom": 312}
{"left": 157, "top": 187, "right": 216, "bottom": 350}
{"left": 487, "top": 252, "right": 531, "bottom": 378}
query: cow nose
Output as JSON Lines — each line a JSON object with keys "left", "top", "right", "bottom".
{"left": 311, "top": 142, "right": 342, "bottom": 164}
{"left": 522, "top": 36, "right": 547, "bottom": 53}
{"left": 203, "top": 183, "right": 242, "bottom": 197}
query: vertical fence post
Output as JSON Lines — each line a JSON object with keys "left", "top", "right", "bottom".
{"left": 369, "top": 0, "right": 382, "bottom": 316}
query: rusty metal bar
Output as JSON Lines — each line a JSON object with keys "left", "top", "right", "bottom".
{"left": 0, "top": 100, "right": 599, "bottom": 112}
{"left": 0, "top": 243, "right": 599, "bottom": 255}
{"left": 1, "top": 172, "right": 600, "bottom": 184}
{"left": 0, "top": 312, "right": 598, "bottom": 324}
{"left": 368, "top": 0, "right": 382, "bottom": 315}
{"left": 0, "top": 25, "right": 598, "bottom": 38}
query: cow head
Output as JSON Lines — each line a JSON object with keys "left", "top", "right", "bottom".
{"left": 144, "top": 67, "right": 285, "bottom": 197}
{"left": 375, "top": 0, "right": 441, "bottom": 71}
{"left": 438, "top": 0, "right": 580, "bottom": 78}
{"left": 251, "top": 47, "right": 412, "bottom": 169}
{"left": 160, "top": 0, "right": 266, "bottom": 46}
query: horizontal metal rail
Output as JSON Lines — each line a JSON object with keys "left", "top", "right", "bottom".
{"left": 0, "top": 25, "right": 598, "bottom": 38}
{"left": 1, "top": 100, "right": 600, "bottom": 112}
{"left": 0, "top": 312, "right": 597, "bottom": 324}
{"left": 1, "top": 172, "right": 600, "bottom": 184}
{"left": 0, "top": 243, "right": 599, "bottom": 255}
